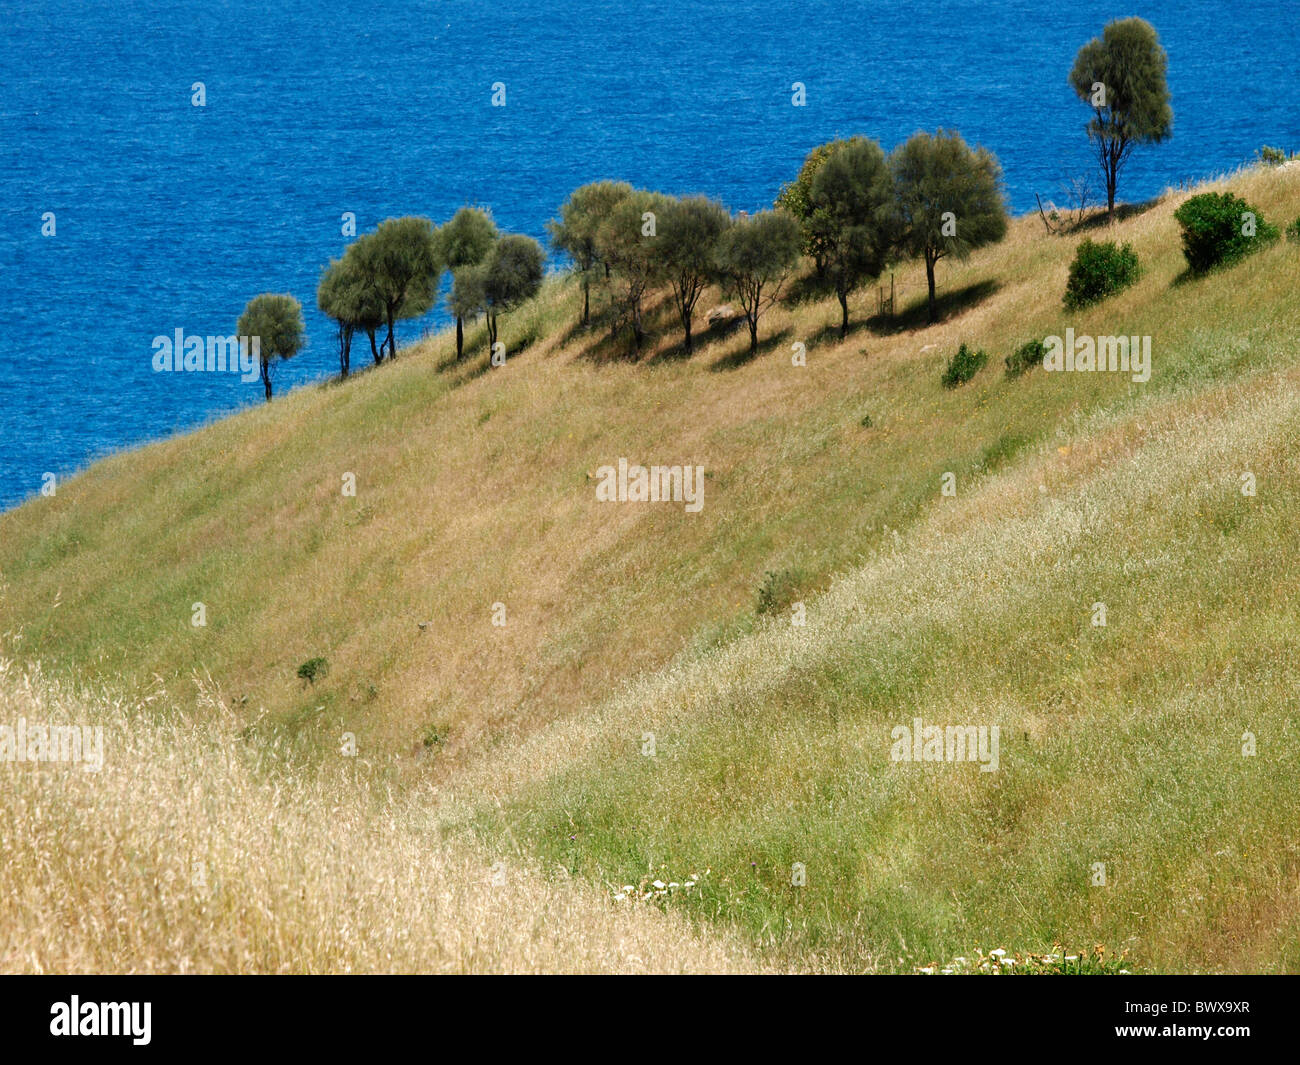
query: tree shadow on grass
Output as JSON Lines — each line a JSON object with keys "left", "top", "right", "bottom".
{"left": 555, "top": 314, "right": 602, "bottom": 350}
{"left": 807, "top": 316, "right": 875, "bottom": 349}
{"left": 866, "top": 278, "right": 1001, "bottom": 334}
{"left": 783, "top": 272, "right": 837, "bottom": 306}
{"left": 709, "top": 327, "right": 793, "bottom": 372}
{"left": 654, "top": 312, "right": 748, "bottom": 363}
{"left": 567, "top": 297, "right": 683, "bottom": 365}
{"left": 1169, "top": 236, "right": 1282, "bottom": 288}
{"left": 1069, "top": 198, "right": 1162, "bottom": 234}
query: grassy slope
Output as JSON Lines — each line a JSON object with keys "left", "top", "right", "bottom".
{"left": 2, "top": 164, "right": 1298, "bottom": 972}
{"left": 0, "top": 660, "right": 764, "bottom": 973}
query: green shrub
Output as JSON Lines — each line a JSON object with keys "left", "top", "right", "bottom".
{"left": 1005, "top": 338, "right": 1046, "bottom": 378}
{"left": 1287, "top": 217, "right": 1300, "bottom": 245}
{"left": 1063, "top": 238, "right": 1140, "bottom": 309}
{"left": 859, "top": 412, "right": 873, "bottom": 428}
{"left": 756, "top": 569, "right": 804, "bottom": 616}
{"left": 942, "top": 344, "right": 987, "bottom": 388}
{"left": 1257, "top": 145, "right": 1287, "bottom": 166}
{"left": 1172, "top": 191, "right": 1279, "bottom": 274}
{"left": 297, "top": 657, "right": 329, "bottom": 685}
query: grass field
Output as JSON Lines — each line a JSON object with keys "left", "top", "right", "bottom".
{"left": 2, "top": 163, "right": 1298, "bottom": 972}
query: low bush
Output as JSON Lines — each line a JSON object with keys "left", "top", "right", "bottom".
{"left": 1063, "top": 239, "right": 1140, "bottom": 309}
{"left": 942, "top": 344, "right": 987, "bottom": 388}
{"left": 1005, "top": 338, "right": 1046, "bottom": 378}
{"left": 297, "top": 657, "right": 329, "bottom": 685}
{"left": 756, "top": 569, "right": 804, "bottom": 616}
{"left": 1173, "top": 191, "right": 1279, "bottom": 274}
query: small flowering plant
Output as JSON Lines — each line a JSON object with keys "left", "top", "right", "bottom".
{"left": 918, "top": 943, "right": 1130, "bottom": 975}
{"left": 610, "top": 867, "right": 709, "bottom": 904}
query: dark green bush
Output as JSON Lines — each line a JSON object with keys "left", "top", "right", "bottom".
{"left": 1063, "top": 238, "right": 1140, "bottom": 309}
{"left": 1005, "top": 339, "right": 1046, "bottom": 378}
{"left": 756, "top": 569, "right": 804, "bottom": 616}
{"left": 942, "top": 344, "right": 987, "bottom": 388}
{"left": 297, "top": 657, "right": 328, "bottom": 685}
{"left": 1172, "top": 191, "right": 1279, "bottom": 274}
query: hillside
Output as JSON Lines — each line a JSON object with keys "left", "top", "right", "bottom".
{"left": 3, "top": 163, "right": 1299, "bottom": 973}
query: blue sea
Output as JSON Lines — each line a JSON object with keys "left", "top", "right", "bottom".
{"left": 1, "top": 0, "right": 1296, "bottom": 510}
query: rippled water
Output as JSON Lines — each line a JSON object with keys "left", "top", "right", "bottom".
{"left": 1, "top": 0, "right": 1296, "bottom": 509}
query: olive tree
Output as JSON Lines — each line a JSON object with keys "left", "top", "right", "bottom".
{"left": 548, "top": 181, "right": 634, "bottom": 328}
{"left": 713, "top": 210, "right": 802, "bottom": 355}
{"left": 351, "top": 216, "right": 441, "bottom": 362}
{"left": 595, "top": 190, "right": 669, "bottom": 356}
{"left": 655, "top": 195, "right": 729, "bottom": 352}
{"left": 480, "top": 234, "right": 545, "bottom": 357}
{"left": 439, "top": 206, "right": 498, "bottom": 360}
{"left": 236, "top": 293, "right": 304, "bottom": 401}
{"left": 890, "top": 130, "right": 1008, "bottom": 324}
{"left": 448, "top": 262, "right": 487, "bottom": 348}
{"left": 808, "top": 137, "right": 897, "bottom": 338}
{"left": 317, "top": 256, "right": 384, "bottom": 377}
{"left": 1069, "top": 17, "right": 1173, "bottom": 221}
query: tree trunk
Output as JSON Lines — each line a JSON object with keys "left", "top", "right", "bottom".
{"left": 261, "top": 357, "right": 272, "bottom": 401}
{"left": 369, "top": 329, "right": 381, "bottom": 365}
{"left": 341, "top": 325, "right": 352, "bottom": 378}
{"left": 926, "top": 255, "right": 938, "bottom": 325}
{"left": 748, "top": 316, "right": 758, "bottom": 354}
{"left": 582, "top": 277, "right": 590, "bottom": 327}
{"left": 384, "top": 309, "right": 396, "bottom": 361}
{"left": 456, "top": 315, "right": 464, "bottom": 360}
{"left": 839, "top": 291, "right": 849, "bottom": 339}
{"left": 1103, "top": 135, "right": 1122, "bottom": 222}
{"left": 682, "top": 311, "right": 693, "bottom": 353}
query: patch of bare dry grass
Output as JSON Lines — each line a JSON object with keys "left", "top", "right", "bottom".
{"left": 0, "top": 660, "right": 766, "bottom": 973}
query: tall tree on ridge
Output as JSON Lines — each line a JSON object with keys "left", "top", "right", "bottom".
{"left": 1069, "top": 17, "right": 1173, "bottom": 221}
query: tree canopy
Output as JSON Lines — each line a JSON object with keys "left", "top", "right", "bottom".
{"left": 775, "top": 139, "right": 852, "bottom": 275}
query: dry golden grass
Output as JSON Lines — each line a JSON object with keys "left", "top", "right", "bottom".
{"left": 0, "top": 659, "right": 766, "bottom": 973}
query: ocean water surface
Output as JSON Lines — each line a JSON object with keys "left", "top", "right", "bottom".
{"left": 1, "top": 0, "right": 1296, "bottom": 509}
